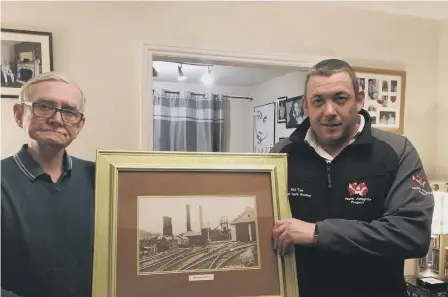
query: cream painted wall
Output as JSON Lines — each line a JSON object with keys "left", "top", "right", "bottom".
{"left": 0, "top": 1, "right": 441, "bottom": 173}
{"left": 1, "top": 0, "right": 446, "bottom": 276}
{"left": 436, "top": 20, "right": 448, "bottom": 178}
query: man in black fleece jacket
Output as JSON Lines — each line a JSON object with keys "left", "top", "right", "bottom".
{"left": 271, "top": 59, "right": 434, "bottom": 297}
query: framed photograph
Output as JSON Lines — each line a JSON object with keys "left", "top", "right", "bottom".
{"left": 285, "top": 95, "right": 306, "bottom": 129}
{"left": 253, "top": 102, "right": 275, "bottom": 153}
{"left": 1, "top": 28, "right": 53, "bottom": 98}
{"left": 277, "top": 96, "right": 287, "bottom": 123}
{"left": 430, "top": 180, "right": 448, "bottom": 193}
{"left": 92, "top": 150, "right": 298, "bottom": 297}
{"left": 354, "top": 67, "right": 406, "bottom": 135}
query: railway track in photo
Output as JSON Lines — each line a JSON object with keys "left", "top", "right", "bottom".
{"left": 139, "top": 249, "right": 184, "bottom": 263}
{"left": 209, "top": 242, "right": 257, "bottom": 269}
{"left": 177, "top": 241, "right": 243, "bottom": 270}
{"left": 139, "top": 248, "right": 191, "bottom": 272}
{"left": 151, "top": 248, "right": 207, "bottom": 272}
{"left": 139, "top": 241, "right": 258, "bottom": 273}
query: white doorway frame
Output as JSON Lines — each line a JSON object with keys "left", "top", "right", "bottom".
{"left": 140, "top": 43, "right": 336, "bottom": 150}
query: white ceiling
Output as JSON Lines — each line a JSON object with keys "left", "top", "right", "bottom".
{"left": 153, "top": 61, "right": 297, "bottom": 87}
{"left": 334, "top": 1, "right": 448, "bottom": 20}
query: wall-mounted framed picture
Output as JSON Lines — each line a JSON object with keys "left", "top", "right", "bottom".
{"left": 1, "top": 28, "right": 54, "bottom": 98}
{"left": 276, "top": 96, "right": 287, "bottom": 123}
{"left": 253, "top": 102, "right": 275, "bottom": 153}
{"left": 430, "top": 180, "right": 448, "bottom": 193}
{"left": 92, "top": 150, "right": 299, "bottom": 297}
{"left": 285, "top": 95, "right": 306, "bottom": 129}
{"left": 353, "top": 67, "right": 406, "bottom": 135}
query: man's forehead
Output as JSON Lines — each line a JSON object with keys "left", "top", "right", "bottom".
{"left": 29, "top": 80, "right": 81, "bottom": 95}
{"left": 307, "top": 73, "right": 353, "bottom": 95}
{"left": 28, "top": 80, "right": 83, "bottom": 108}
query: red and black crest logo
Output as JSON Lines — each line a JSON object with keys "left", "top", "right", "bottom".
{"left": 412, "top": 174, "right": 427, "bottom": 188}
{"left": 348, "top": 182, "right": 369, "bottom": 197}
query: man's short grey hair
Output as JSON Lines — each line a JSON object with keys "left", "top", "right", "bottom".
{"left": 19, "top": 71, "right": 86, "bottom": 112}
{"left": 304, "top": 59, "right": 359, "bottom": 98}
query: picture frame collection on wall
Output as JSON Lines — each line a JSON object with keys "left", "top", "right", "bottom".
{"left": 353, "top": 66, "right": 406, "bottom": 135}
{"left": 1, "top": 28, "right": 54, "bottom": 98}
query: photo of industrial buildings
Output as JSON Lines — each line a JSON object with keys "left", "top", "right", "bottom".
{"left": 138, "top": 196, "right": 260, "bottom": 274}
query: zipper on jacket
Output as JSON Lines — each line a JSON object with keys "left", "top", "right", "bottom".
{"left": 326, "top": 162, "right": 332, "bottom": 188}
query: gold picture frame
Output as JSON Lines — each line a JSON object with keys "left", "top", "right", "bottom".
{"left": 353, "top": 67, "right": 406, "bottom": 135}
{"left": 92, "top": 150, "right": 298, "bottom": 297}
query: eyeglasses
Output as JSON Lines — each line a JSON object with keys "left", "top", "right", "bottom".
{"left": 22, "top": 101, "right": 84, "bottom": 124}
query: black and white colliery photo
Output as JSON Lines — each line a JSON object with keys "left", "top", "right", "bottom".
{"left": 138, "top": 196, "right": 260, "bottom": 274}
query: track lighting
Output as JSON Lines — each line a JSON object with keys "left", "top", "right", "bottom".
{"left": 178, "top": 64, "right": 186, "bottom": 81}
{"left": 201, "top": 66, "right": 213, "bottom": 86}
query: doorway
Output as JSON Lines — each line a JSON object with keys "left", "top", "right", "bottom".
{"left": 140, "top": 44, "right": 333, "bottom": 152}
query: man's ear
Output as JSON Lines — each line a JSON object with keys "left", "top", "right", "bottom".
{"left": 356, "top": 88, "right": 365, "bottom": 111}
{"left": 78, "top": 117, "right": 85, "bottom": 129}
{"left": 72, "top": 117, "right": 86, "bottom": 139}
{"left": 302, "top": 96, "right": 309, "bottom": 115}
{"left": 13, "top": 103, "right": 24, "bottom": 128}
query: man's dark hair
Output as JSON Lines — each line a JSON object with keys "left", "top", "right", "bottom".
{"left": 304, "top": 59, "right": 359, "bottom": 98}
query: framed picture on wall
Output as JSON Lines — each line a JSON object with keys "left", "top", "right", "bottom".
{"left": 253, "top": 102, "right": 275, "bottom": 153}
{"left": 1, "top": 28, "right": 54, "bottom": 98}
{"left": 430, "top": 180, "right": 448, "bottom": 193}
{"left": 354, "top": 67, "right": 406, "bottom": 135}
{"left": 91, "top": 150, "right": 299, "bottom": 297}
{"left": 285, "top": 95, "right": 306, "bottom": 129}
{"left": 276, "top": 96, "right": 287, "bottom": 123}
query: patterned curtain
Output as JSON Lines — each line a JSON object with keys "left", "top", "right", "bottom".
{"left": 153, "top": 89, "right": 230, "bottom": 152}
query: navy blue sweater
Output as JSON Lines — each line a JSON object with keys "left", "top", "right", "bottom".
{"left": 1, "top": 145, "right": 95, "bottom": 297}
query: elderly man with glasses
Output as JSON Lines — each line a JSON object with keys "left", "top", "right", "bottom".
{"left": 1, "top": 72, "right": 95, "bottom": 297}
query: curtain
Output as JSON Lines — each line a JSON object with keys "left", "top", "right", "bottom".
{"left": 153, "top": 89, "right": 230, "bottom": 152}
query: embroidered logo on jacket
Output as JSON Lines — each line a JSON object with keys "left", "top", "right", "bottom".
{"left": 345, "top": 182, "right": 371, "bottom": 205}
{"left": 411, "top": 173, "right": 430, "bottom": 196}
{"left": 412, "top": 174, "right": 426, "bottom": 188}
{"left": 348, "top": 182, "right": 369, "bottom": 197}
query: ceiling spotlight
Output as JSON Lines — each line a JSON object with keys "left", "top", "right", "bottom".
{"left": 178, "top": 64, "right": 186, "bottom": 81}
{"left": 201, "top": 66, "right": 213, "bottom": 86}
